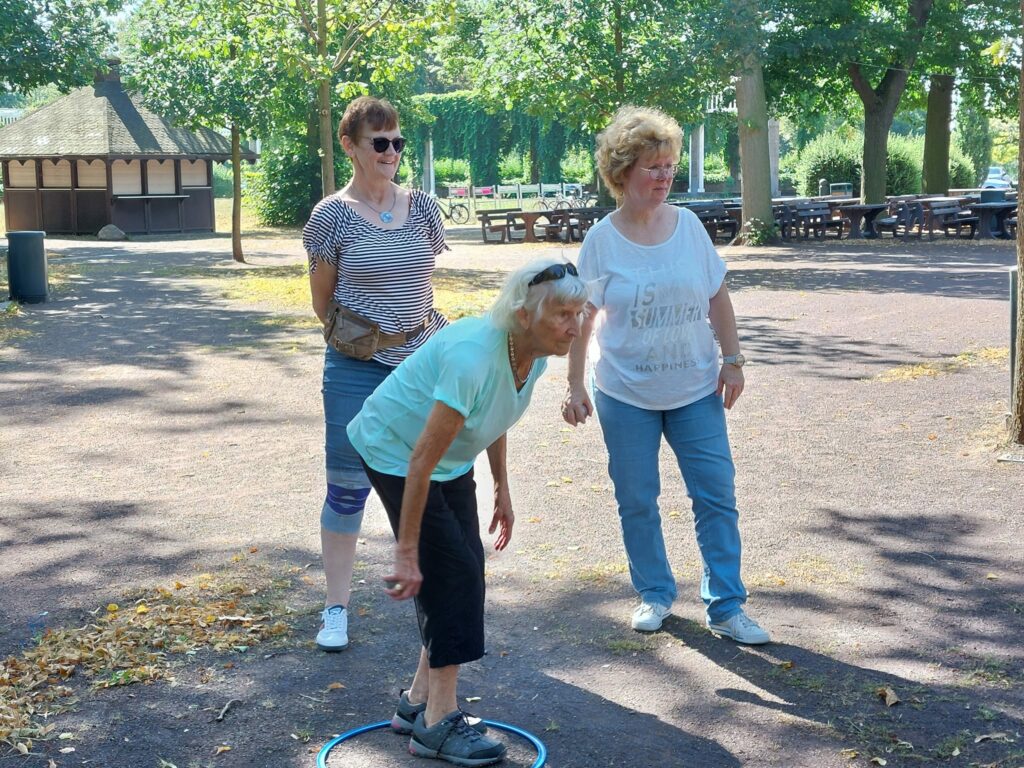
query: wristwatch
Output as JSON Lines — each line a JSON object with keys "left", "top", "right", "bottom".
{"left": 722, "top": 353, "right": 746, "bottom": 367}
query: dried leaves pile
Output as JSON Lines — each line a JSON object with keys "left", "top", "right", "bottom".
{"left": 1, "top": 563, "right": 292, "bottom": 756}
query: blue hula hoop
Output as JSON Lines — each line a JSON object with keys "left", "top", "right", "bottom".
{"left": 317, "top": 719, "right": 547, "bottom": 768}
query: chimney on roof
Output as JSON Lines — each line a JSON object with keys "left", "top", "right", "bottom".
{"left": 95, "top": 58, "right": 122, "bottom": 84}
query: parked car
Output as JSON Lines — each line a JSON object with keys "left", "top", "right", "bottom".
{"left": 981, "top": 166, "right": 1013, "bottom": 189}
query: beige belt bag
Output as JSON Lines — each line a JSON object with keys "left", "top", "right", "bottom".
{"left": 323, "top": 299, "right": 424, "bottom": 361}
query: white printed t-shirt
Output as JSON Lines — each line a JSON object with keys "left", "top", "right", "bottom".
{"left": 578, "top": 206, "right": 727, "bottom": 410}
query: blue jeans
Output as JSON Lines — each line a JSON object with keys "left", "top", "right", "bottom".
{"left": 321, "top": 347, "right": 392, "bottom": 534}
{"left": 595, "top": 389, "right": 747, "bottom": 623}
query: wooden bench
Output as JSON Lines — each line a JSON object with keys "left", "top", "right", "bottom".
{"left": 687, "top": 202, "right": 739, "bottom": 241}
{"left": 792, "top": 201, "right": 848, "bottom": 239}
{"left": 773, "top": 204, "right": 799, "bottom": 239}
{"left": 477, "top": 208, "right": 521, "bottom": 243}
{"left": 928, "top": 205, "right": 979, "bottom": 239}
{"left": 875, "top": 201, "right": 924, "bottom": 240}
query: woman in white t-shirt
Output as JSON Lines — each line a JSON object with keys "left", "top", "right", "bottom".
{"left": 562, "top": 105, "right": 770, "bottom": 644}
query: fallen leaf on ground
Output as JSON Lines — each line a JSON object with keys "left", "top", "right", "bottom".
{"left": 106, "top": 604, "right": 119, "bottom": 612}
{"left": 465, "top": 696, "right": 482, "bottom": 703}
{"left": 840, "top": 748, "right": 858, "bottom": 759}
{"left": 975, "top": 732, "right": 1009, "bottom": 744}
{"left": 985, "top": 573, "right": 999, "bottom": 580}
{"left": 58, "top": 747, "right": 75, "bottom": 754}
{"left": 875, "top": 686, "right": 900, "bottom": 706}
{"left": 214, "top": 745, "right": 232, "bottom": 755}
{"left": 527, "top": 517, "right": 542, "bottom": 523}
{"left": 870, "top": 759, "right": 886, "bottom": 766}
{"left": 326, "top": 682, "right": 345, "bottom": 691}
{"left": 778, "top": 661, "right": 794, "bottom": 670}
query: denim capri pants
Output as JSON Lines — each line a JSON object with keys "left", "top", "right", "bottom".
{"left": 321, "top": 346, "right": 392, "bottom": 534}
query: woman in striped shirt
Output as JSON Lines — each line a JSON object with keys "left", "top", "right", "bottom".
{"left": 303, "top": 96, "right": 448, "bottom": 653}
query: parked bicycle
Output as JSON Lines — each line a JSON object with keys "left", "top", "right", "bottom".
{"left": 433, "top": 196, "right": 471, "bottom": 224}
{"left": 538, "top": 190, "right": 599, "bottom": 210}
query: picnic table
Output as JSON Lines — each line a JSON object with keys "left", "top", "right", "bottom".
{"left": 506, "top": 210, "right": 569, "bottom": 243}
{"left": 968, "top": 201, "right": 1018, "bottom": 239}
{"left": 477, "top": 208, "right": 521, "bottom": 243}
{"left": 844, "top": 203, "right": 889, "bottom": 238}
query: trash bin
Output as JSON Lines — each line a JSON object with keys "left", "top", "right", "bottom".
{"left": 6, "top": 231, "right": 48, "bottom": 303}
{"left": 830, "top": 182, "right": 853, "bottom": 197}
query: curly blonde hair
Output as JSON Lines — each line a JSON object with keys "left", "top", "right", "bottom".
{"left": 595, "top": 106, "right": 683, "bottom": 199}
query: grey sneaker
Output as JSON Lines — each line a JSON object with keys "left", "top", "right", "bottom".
{"left": 631, "top": 601, "right": 672, "bottom": 632}
{"left": 391, "top": 691, "right": 487, "bottom": 735}
{"left": 707, "top": 610, "right": 771, "bottom": 644}
{"left": 409, "top": 710, "right": 506, "bottom": 767}
{"left": 315, "top": 605, "right": 348, "bottom": 651}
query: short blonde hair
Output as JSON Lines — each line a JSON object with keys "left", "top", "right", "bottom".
{"left": 595, "top": 105, "right": 683, "bottom": 199}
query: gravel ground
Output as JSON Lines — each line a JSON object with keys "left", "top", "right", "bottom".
{"left": 1, "top": 227, "right": 1021, "bottom": 768}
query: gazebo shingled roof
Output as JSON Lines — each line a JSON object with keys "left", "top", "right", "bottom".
{"left": 0, "top": 65, "right": 256, "bottom": 236}
{"left": 0, "top": 76, "right": 255, "bottom": 161}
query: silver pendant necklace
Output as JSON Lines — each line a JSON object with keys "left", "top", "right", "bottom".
{"left": 365, "top": 186, "right": 397, "bottom": 223}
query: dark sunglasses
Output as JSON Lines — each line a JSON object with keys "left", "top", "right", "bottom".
{"left": 528, "top": 262, "right": 578, "bottom": 287}
{"left": 367, "top": 136, "right": 407, "bottom": 153}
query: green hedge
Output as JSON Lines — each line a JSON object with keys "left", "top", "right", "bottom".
{"left": 794, "top": 131, "right": 976, "bottom": 196}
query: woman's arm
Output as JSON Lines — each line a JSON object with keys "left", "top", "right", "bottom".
{"left": 485, "top": 434, "right": 513, "bottom": 551}
{"left": 563, "top": 302, "right": 598, "bottom": 425}
{"left": 309, "top": 261, "right": 339, "bottom": 325}
{"left": 708, "top": 283, "right": 745, "bottom": 409}
{"left": 387, "top": 401, "right": 466, "bottom": 600}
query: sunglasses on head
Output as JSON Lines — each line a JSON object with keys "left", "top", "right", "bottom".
{"left": 528, "top": 262, "right": 578, "bottom": 287}
{"left": 367, "top": 136, "right": 407, "bottom": 153}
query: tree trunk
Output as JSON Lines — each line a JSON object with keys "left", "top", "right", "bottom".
{"left": 922, "top": 73, "right": 954, "bottom": 194}
{"left": 316, "top": 0, "right": 335, "bottom": 196}
{"left": 307, "top": 104, "right": 321, "bottom": 209}
{"left": 848, "top": 0, "right": 933, "bottom": 203}
{"left": 1011, "top": 0, "right": 1024, "bottom": 443}
{"left": 230, "top": 124, "right": 244, "bottom": 263}
{"left": 529, "top": 123, "right": 539, "bottom": 184}
{"left": 735, "top": 54, "right": 774, "bottom": 244}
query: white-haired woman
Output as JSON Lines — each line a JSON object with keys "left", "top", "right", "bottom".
{"left": 562, "top": 105, "right": 770, "bottom": 645}
{"left": 347, "top": 259, "right": 587, "bottom": 766}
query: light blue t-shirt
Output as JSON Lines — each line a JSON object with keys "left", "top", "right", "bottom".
{"left": 347, "top": 316, "right": 548, "bottom": 481}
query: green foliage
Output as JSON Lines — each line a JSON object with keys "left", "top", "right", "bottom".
{"left": 955, "top": 101, "right": 992, "bottom": 185}
{"left": 245, "top": 136, "right": 351, "bottom": 226}
{"left": 498, "top": 152, "right": 529, "bottom": 184}
{"left": 885, "top": 135, "right": 922, "bottom": 196}
{"left": 1, "top": 0, "right": 121, "bottom": 93}
{"left": 948, "top": 143, "right": 976, "bottom": 189}
{"left": 796, "top": 131, "right": 979, "bottom": 196}
{"left": 434, "top": 157, "right": 471, "bottom": 184}
{"left": 560, "top": 147, "right": 594, "bottom": 185}
{"left": 212, "top": 163, "right": 234, "bottom": 199}
{"left": 703, "top": 154, "right": 731, "bottom": 186}
{"left": 796, "top": 133, "right": 861, "bottom": 197}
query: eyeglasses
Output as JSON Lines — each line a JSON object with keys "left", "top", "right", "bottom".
{"left": 528, "top": 262, "right": 578, "bottom": 287}
{"left": 366, "top": 136, "right": 407, "bottom": 153}
{"left": 637, "top": 164, "right": 678, "bottom": 180}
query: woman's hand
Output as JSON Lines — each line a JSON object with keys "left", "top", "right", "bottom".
{"left": 385, "top": 545, "right": 422, "bottom": 601}
{"left": 562, "top": 385, "right": 593, "bottom": 426}
{"left": 716, "top": 364, "right": 745, "bottom": 409}
{"left": 489, "top": 486, "right": 515, "bottom": 551}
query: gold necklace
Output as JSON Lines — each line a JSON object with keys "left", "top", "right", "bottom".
{"left": 507, "top": 333, "right": 527, "bottom": 387}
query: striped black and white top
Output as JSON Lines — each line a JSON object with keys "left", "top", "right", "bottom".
{"left": 303, "top": 189, "right": 449, "bottom": 367}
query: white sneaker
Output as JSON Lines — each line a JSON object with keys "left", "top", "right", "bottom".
{"left": 631, "top": 602, "right": 672, "bottom": 632}
{"left": 706, "top": 610, "right": 771, "bottom": 644}
{"left": 316, "top": 605, "right": 349, "bottom": 651}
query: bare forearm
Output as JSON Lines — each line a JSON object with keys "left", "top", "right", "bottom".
{"left": 396, "top": 460, "right": 432, "bottom": 552}
{"left": 486, "top": 434, "right": 508, "bottom": 492}
{"left": 709, "top": 286, "right": 740, "bottom": 356}
{"left": 567, "top": 306, "right": 597, "bottom": 389}
{"left": 309, "top": 264, "right": 338, "bottom": 325}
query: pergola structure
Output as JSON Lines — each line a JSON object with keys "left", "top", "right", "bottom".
{"left": 0, "top": 63, "right": 256, "bottom": 236}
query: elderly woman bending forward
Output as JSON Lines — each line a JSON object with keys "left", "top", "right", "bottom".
{"left": 563, "top": 105, "right": 770, "bottom": 645}
{"left": 347, "top": 260, "right": 588, "bottom": 766}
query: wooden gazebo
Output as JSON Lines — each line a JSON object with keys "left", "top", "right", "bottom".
{"left": 0, "top": 63, "right": 256, "bottom": 236}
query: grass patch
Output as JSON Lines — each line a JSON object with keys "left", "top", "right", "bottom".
{"left": 606, "top": 638, "right": 652, "bottom": 654}
{"left": 213, "top": 198, "right": 299, "bottom": 237}
{"left": 874, "top": 347, "right": 1009, "bottom": 382}
{"left": 747, "top": 553, "right": 860, "bottom": 590}
{"left": 0, "top": 556, "right": 295, "bottom": 755}
{"left": 575, "top": 562, "right": 630, "bottom": 584}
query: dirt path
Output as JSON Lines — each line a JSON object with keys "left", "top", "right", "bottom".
{"left": 1, "top": 228, "right": 1021, "bottom": 767}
